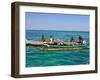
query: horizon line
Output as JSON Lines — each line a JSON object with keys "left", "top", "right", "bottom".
{"left": 26, "top": 29, "right": 89, "bottom": 32}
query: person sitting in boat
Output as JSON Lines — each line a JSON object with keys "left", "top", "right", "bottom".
{"left": 50, "top": 35, "right": 54, "bottom": 43}
{"left": 69, "top": 36, "right": 77, "bottom": 46}
{"left": 70, "top": 36, "right": 75, "bottom": 42}
{"left": 49, "top": 35, "right": 58, "bottom": 45}
{"left": 40, "top": 34, "right": 45, "bottom": 42}
{"left": 77, "top": 35, "right": 83, "bottom": 44}
{"left": 77, "top": 35, "right": 86, "bottom": 45}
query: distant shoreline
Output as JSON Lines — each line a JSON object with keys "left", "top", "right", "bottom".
{"left": 26, "top": 29, "right": 89, "bottom": 32}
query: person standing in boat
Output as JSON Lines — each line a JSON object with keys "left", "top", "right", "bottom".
{"left": 40, "top": 34, "right": 45, "bottom": 42}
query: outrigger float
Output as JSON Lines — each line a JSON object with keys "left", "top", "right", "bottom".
{"left": 26, "top": 40, "right": 89, "bottom": 51}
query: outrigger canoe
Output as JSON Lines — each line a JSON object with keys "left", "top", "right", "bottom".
{"left": 26, "top": 40, "right": 89, "bottom": 51}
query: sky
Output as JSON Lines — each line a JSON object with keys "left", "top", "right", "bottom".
{"left": 26, "top": 12, "right": 89, "bottom": 31}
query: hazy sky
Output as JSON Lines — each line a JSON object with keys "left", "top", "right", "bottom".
{"left": 26, "top": 12, "right": 89, "bottom": 31}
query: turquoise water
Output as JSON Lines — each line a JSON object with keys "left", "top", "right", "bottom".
{"left": 26, "top": 30, "right": 89, "bottom": 67}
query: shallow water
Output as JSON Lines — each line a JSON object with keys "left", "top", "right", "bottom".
{"left": 26, "top": 30, "right": 89, "bottom": 67}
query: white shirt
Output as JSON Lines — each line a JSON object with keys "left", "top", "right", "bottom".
{"left": 50, "top": 38, "right": 53, "bottom": 42}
